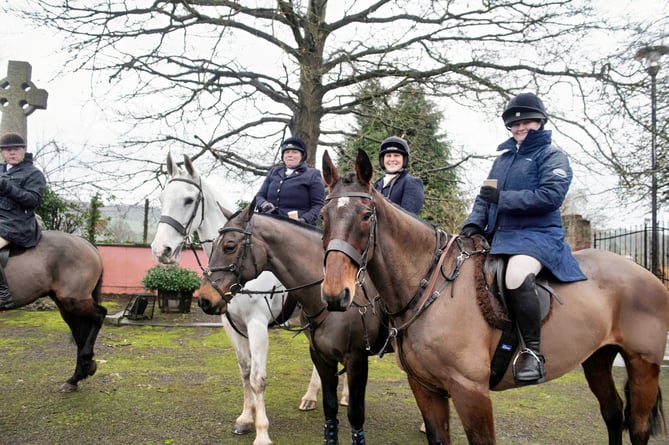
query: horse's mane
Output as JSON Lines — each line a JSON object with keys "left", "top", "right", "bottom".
{"left": 335, "top": 171, "right": 439, "bottom": 233}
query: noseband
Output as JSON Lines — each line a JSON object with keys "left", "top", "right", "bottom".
{"left": 159, "top": 177, "right": 205, "bottom": 239}
{"left": 324, "top": 192, "right": 376, "bottom": 285}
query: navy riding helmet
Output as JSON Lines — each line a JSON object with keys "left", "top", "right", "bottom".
{"left": 378, "top": 136, "right": 410, "bottom": 170}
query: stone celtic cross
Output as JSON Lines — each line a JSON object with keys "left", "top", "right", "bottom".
{"left": 0, "top": 60, "right": 48, "bottom": 143}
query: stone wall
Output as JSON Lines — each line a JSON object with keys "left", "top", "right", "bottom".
{"left": 563, "top": 214, "right": 591, "bottom": 251}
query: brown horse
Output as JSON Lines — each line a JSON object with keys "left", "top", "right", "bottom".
{"left": 319, "top": 149, "right": 669, "bottom": 445}
{"left": 1, "top": 231, "right": 107, "bottom": 392}
{"left": 197, "top": 202, "right": 388, "bottom": 445}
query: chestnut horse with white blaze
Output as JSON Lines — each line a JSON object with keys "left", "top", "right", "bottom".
{"left": 319, "top": 148, "right": 668, "bottom": 445}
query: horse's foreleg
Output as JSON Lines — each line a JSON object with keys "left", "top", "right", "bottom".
{"left": 312, "top": 352, "right": 340, "bottom": 445}
{"left": 299, "top": 366, "right": 321, "bottom": 411}
{"left": 582, "top": 345, "right": 624, "bottom": 445}
{"left": 407, "top": 375, "right": 451, "bottom": 445}
{"left": 448, "top": 379, "right": 496, "bottom": 445}
{"left": 246, "top": 321, "right": 272, "bottom": 445}
{"left": 624, "top": 354, "right": 663, "bottom": 445}
{"left": 222, "top": 323, "right": 256, "bottom": 437}
{"left": 58, "top": 303, "right": 106, "bottom": 392}
{"left": 345, "top": 353, "right": 368, "bottom": 444}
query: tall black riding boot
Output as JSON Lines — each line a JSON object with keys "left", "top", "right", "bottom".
{"left": 507, "top": 273, "right": 545, "bottom": 385}
{"left": 0, "top": 263, "right": 13, "bottom": 309}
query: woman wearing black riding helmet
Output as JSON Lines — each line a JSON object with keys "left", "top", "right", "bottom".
{"left": 373, "top": 136, "right": 424, "bottom": 215}
{"left": 461, "top": 92, "right": 586, "bottom": 386}
{"left": 255, "top": 136, "right": 325, "bottom": 225}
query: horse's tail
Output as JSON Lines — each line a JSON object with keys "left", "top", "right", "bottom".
{"left": 624, "top": 382, "right": 667, "bottom": 436}
{"left": 92, "top": 269, "right": 103, "bottom": 304}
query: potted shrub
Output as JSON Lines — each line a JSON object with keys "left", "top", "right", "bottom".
{"left": 141, "top": 264, "right": 201, "bottom": 313}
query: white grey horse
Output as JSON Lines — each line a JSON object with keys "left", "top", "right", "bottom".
{"left": 150, "top": 153, "right": 346, "bottom": 445}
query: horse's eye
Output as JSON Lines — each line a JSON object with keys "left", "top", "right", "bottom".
{"left": 185, "top": 198, "right": 194, "bottom": 205}
{"left": 362, "top": 211, "right": 373, "bottom": 222}
{"left": 223, "top": 242, "right": 236, "bottom": 254}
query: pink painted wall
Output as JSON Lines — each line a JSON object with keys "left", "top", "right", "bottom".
{"left": 97, "top": 245, "right": 208, "bottom": 295}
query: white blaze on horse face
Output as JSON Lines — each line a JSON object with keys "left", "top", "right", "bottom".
{"left": 336, "top": 197, "right": 350, "bottom": 208}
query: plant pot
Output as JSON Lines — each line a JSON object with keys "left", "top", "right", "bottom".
{"left": 158, "top": 290, "right": 193, "bottom": 314}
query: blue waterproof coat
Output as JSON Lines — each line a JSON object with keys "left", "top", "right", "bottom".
{"left": 373, "top": 170, "right": 425, "bottom": 215}
{"left": 255, "top": 161, "right": 325, "bottom": 225}
{"left": 0, "top": 153, "right": 45, "bottom": 248}
{"left": 463, "top": 130, "right": 586, "bottom": 282}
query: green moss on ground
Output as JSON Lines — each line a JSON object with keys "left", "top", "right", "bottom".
{"left": 0, "top": 302, "right": 667, "bottom": 444}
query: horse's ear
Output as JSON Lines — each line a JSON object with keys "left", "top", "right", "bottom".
{"left": 166, "top": 151, "right": 178, "bottom": 177}
{"left": 216, "top": 201, "right": 234, "bottom": 220}
{"left": 183, "top": 154, "right": 198, "bottom": 179}
{"left": 322, "top": 150, "right": 339, "bottom": 189}
{"left": 241, "top": 198, "right": 256, "bottom": 222}
{"left": 355, "top": 149, "right": 373, "bottom": 187}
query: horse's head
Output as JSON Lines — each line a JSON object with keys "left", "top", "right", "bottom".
{"left": 320, "top": 149, "right": 377, "bottom": 312}
{"left": 198, "top": 199, "right": 268, "bottom": 315}
{"left": 151, "top": 152, "right": 206, "bottom": 264}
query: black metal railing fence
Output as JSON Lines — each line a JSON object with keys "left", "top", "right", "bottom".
{"left": 593, "top": 221, "right": 669, "bottom": 285}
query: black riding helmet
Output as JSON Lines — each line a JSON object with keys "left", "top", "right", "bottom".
{"left": 280, "top": 136, "right": 307, "bottom": 162}
{"left": 501, "top": 92, "right": 548, "bottom": 129}
{"left": 0, "top": 132, "right": 26, "bottom": 149}
{"left": 378, "top": 136, "right": 410, "bottom": 170}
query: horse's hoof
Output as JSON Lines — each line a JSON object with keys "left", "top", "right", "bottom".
{"left": 299, "top": 399, "right": 317, "bottom": 411}
{"left": 59, "top": 382, "right": 78, "bottom": 393}
{"left": 420, "top": 422, "right": 426, "bottom": 433}
{"left": 232, "top": 423, "right": 254, "bottom": 435}
{"left": 339, "top": 396, "right": 348, "bottom": 406}
{"left": 88, "top": 360, "right": 98, "bottom": 376}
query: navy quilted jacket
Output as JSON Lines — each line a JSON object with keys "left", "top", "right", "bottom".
{"left": 463, "top": 130, "right": 586, "bottom": 282}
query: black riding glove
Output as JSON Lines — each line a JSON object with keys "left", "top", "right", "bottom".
{"left": 259, "top": 201, "right": 276, "bottom": 214}
{"left": 0, "top": 178, "right": 8, "bottom": 195}
{"left": 479, "top": 185, "right": 499, "bottom": 204}
{"left": 460, "top": 224, "right": 482, "bottom": 238}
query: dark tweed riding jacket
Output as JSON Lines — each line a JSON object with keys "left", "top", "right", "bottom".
{"left": 0, "top": 153, "right": 45, "bottom": 248}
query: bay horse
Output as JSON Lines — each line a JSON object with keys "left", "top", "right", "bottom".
{"left": 150, "top": 153, "right": 342, "bottom": 445}
{"left": 319, "top": 149, "right": 669, "bottom": 445}
{"left": 198, "top": 200, "right": 389, "bottom": 445}
{"left": 1, "top": 231, "right": 107, "bottom": 392}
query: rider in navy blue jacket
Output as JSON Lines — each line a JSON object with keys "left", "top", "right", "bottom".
{"left": 461, "top": 93, "right": 586, "bottom": 386}
{"left": 373, "top": 136, "right": 424, "bottom": 215}
{"left": 255, "top": 136, "right": 325, "bottom": 225}
{"left": 0, "top": 132, "right": 46, "bottom": 309}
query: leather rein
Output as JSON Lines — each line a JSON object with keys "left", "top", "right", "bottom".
{"left": 202, "top": 216, "right": 326, "bottom": 333}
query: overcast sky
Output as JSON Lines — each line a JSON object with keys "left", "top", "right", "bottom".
{"left": 0, "top": 2, "right": 667, "bottom": 229}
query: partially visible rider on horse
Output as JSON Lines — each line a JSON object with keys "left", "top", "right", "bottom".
{"left": 460, "top": 92, "right": 587, "bottom": 386}
{"left": 373, "top": 135, "right": 425, "bottom": 215}
{"left": 0, "top": 132, "right": 46, "bottom": 309}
